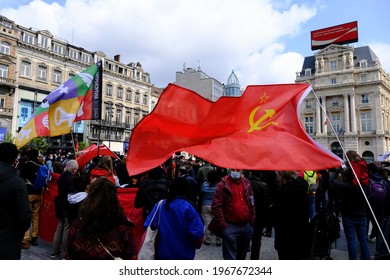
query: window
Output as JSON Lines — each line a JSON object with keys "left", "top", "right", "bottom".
{"left": 117, "top": 87, "right": 123, "bottom": 99}
{"left": 305, "top": 100, "right": 312, "bottom": 109}
{"left": 81, "top": 53, "right": 91, "bottom": 64}
{"left": 40, "top": 36, "right": 48, "bottom": 49}
{"left": 125, "top": 114, "right": 131, "bottom": 125}
{"left": 126, "top": 90, "right": 132, "bottom": 101}
{"left": 105, "top": 106, "right": 113, "bottom": 122}
{"left": 37, "top": 65, "right": 47, "bottom": 81}
{"left": 330, "top": 61, "right": 337, "bottom": 71}
{"left": 134, "top": 113, "right": 140, "bottom": 126}
{"left": 0, "top": 64, "right": 8, "bottom": 78}
{"left": 305, "top": 68, "right": 312, "bottom": 76}
{"left": 331, "top": 114, "right": 341, "bottom": 132}
{"left": 20, "top": 60, "right": 31, "bottom": 77}
{"left": 330, "top": 77, "right": 337, "bottom": 84}
{"left": 362, "top": 94, "right": 369, "bottom": 104}
{"left": 22, "top": 32, "right": 35, "bottom": 44}
{"left": 142, "top": 94, "right": 148, "bottom": 105}
{"left": 332, "top": 97, "right": 339, "bottom": 107}
{"left": 359, "top": 60, "right": 368, "bottom": 68}
{"left": 69, "top": 49, "right": 79, "bottom": 60}
{"left": 135, "top": 92, "right": 140, "bottom": 103}
{"left": 0, "top": 41, "right": 10, "bottom": 55}
{"left": 116, "top": 110, "right": 122, "bottom": 124}
{"left": 361, "top": 112, "right": 372, "bottom": 132}
{"left": 361, "top": 74, "right": 367, "bottom": 82}
{"left": 52, "top": 69, "right": 62, "bottom": 84}
{"left": 0, "top": 97, "right": 5, "bottom": 107}
{"left": 52, "top": 43, "right": 64, "bottom": 55}
{"left": 305, "top": 116, "right": 314, "bottom": 134}
{"left": 106, "top": 84, "right": 113, "bottom": 97}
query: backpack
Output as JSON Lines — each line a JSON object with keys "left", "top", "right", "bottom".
{"left": 367, "top": 178, "right": 387, "bottom": 206}
{"left": 304, "top": 171, "right": 317, "bottom": 193}
{"left": 33, "top": 165, "right": 51, "bottom": 191}
{"left": 310, "top": 211, "right": 341, "bottom": 243}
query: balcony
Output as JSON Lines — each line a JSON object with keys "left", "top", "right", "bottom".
{"left": 0, "top": 107, "right": 13, "bottom": 117}
{"left": 0, "top": 77, "right": 16, "bottom": 87}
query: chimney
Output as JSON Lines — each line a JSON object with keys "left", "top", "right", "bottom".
{"left": 114, "top": 54, "right": 120, "bottom": 62}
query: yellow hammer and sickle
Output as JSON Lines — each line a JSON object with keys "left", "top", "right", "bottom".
{"left": 247, "top": 106, "right": 278, "bottom": 133}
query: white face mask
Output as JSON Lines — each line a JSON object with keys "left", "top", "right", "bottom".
{"left": 230, "top": 171, "right": 241, "bottom": 180}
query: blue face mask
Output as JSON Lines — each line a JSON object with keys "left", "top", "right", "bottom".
{"left": 230, "top": 171, "right": 241, "bottom": 180}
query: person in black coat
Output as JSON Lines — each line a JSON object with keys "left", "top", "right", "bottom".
{"left": 50, "top": 159, "right": 79, "bottom": 259}
{"left": 134, "top": 166, "right": 172, "bottom": 221}
{"left": 272, "top": 171, "right": 310, "bottom": 260}
{"left": 0, "top": 143, "right": 31, "bottom": 259}
{"left": 247, "top": 170, "right": 272, "bottom": 260}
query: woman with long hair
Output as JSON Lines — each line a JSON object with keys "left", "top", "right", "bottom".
{"left": 89, "top": 156, "right": 117, "bottom": 185}
{"left": 66, "top": 178, "right": 135, "bottom": 259}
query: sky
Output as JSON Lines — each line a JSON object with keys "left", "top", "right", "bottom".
{"left": 0, "top": 0, "right": 389, "bottom": 89}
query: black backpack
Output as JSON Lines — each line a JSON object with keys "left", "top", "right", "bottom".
{"left": 310, "top": 211, "right": 341, "bottom": 243}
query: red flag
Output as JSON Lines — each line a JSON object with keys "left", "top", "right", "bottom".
{"left": 76, "top": 144, "right": 119, "bottom": 168}
{"left": 126, "top": 83, "right": 342, "bottom": 176}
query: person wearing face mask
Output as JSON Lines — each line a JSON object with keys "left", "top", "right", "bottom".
{"left": 208, "top": 168, "right": 255, "bottom": 260}
{"left": 45, "top": 153, "right": 54, "bottom": 172}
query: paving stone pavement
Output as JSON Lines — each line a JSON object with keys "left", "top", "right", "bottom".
{"left": 21, "top": 227, "right": 377, "bottom": 260}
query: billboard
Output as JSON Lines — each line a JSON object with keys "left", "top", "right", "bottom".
{"left": 311, "top": 21, "right": 358, "bottom": 50}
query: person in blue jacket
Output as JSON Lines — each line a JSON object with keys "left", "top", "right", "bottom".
{"left": 144, "top": 177, "right": 204, "bottom": 260}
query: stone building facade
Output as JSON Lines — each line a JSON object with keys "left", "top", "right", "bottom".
{"left": 0, "top": 15, "right": 156, "bottom": 154}
{"left": 296, "top": 44, "right": 390, "bottom": 162}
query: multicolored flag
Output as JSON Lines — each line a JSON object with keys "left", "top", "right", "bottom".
{"left": 126, "top": 83, "right": 343, "bottom": 176}
{"left": 15, "top": 61, "right": 102, "bottom": 149}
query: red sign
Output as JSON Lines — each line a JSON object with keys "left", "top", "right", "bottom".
{"left": 311, "top": 21, "right": 358, "bottom": 50}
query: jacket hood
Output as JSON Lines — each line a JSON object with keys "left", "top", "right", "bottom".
{"left": 67, "top": 192, "right": 88, "bottom": 204}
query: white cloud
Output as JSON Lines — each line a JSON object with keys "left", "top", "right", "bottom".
{"left": 369, "top": 42, "right": 390, "bottom": 74}
{"left": 0, "top": 0, "right": 317, "bottom": 88}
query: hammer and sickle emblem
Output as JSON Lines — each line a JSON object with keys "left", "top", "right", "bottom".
{"left": 247, "top": 105, "right": 278, "bottom": 133}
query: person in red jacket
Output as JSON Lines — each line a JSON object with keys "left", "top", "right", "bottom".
{"left": 208, "top": 169, "right": 255, "bottom": 260}
{"left": 346, "top": 150, "right": 369, "bottom": 187}
{"left": 90, "top": 156, "right": 116, "bottom": 185}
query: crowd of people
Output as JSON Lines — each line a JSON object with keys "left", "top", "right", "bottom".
{"left": 1, "top": 143, "right": 390, "bottom": 260}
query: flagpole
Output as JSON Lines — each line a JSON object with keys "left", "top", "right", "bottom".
{"left": 313, "top": 90, "right": 390, "bottom": 254}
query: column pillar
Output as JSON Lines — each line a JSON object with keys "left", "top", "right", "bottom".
{"left": 350, "top": 92, "right": 357, "bottom": 133}
{"left": 316, "top": 97, "right": 321, "bottom": 134}
{"left": 321, "top": 96, "right": 327, "bottom": 134}
{"left": 343, "top": 94, "right": 350, "bottom": 133}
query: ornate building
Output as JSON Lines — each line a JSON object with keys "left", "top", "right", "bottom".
{"left": 0, "top": 15, "right": 156, "bottom": 154}
{"left": 0, "top": 16, "right": 17, "bottom": 141}
{"left": 296, "top": 44, "right": 390, "bottom": 162}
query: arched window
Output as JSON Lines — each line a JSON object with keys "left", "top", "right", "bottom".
{"left": 362, "top": 151, "right": 374, "bottom": 164}
{"left": 330, "top": 142, "right": 343, "bottom": 159}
